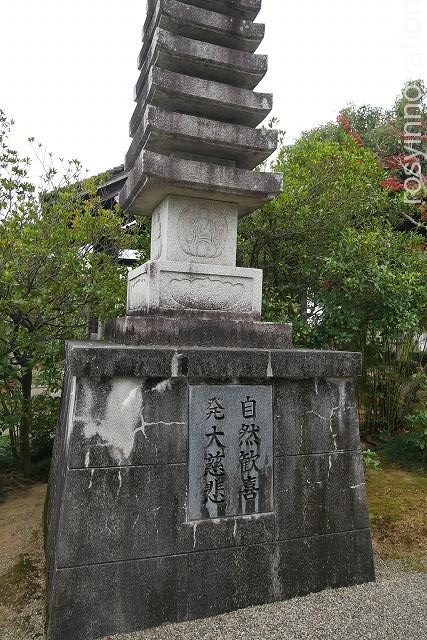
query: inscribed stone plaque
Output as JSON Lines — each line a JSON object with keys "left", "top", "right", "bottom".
{"left": 188, "top": 385, "right": 273, "bottom": 521}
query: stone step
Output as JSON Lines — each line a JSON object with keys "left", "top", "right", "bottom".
{"left": 136, "top": 29, "right": 267, "bottom": 96}
{"left": 125, "top": 105, "right": 278, "bottom": 171}
{"left": 130, "top": 67, "right": 272, "bottom": 136}
{"left": 138, "top": 0, "right": 264, "bottom": 66}
{"left": 119, "top": 150, "right": 283, "bottom": 215}
{"left": 175, "top": 0, "right": 262, "bottom": 20}
{"left": 104, "top": 315, "right": 293, "bottom": 349}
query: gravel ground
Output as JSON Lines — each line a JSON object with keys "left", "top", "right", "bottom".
{"left": 106, "top": 557, "right": 427, "bottom": 640}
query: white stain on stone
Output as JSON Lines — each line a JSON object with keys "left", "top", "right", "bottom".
{"left": 88, "top": 469, "right": 95, "bottom": 490}
{"left": 66, "top": 377, "right": 77, "bottom": 448}
{"left": 327, "top": 454, "right": 333, "bottom": 482}
{"left": 266, "top": 352, "right": 273, "bottom": 378}
{"left": 192, "top": 521, "right": 198, "bottom": 549}
{"left": 116, "top": 469, "right": 122, "bottom": 498}
{"left": 153, "top": 379, "right": 172, "bottom": 393}
{"left": 350, "top": 483, "right": 365, "bottom": 490}
{"left": 329, "top": 379, "right": 348, "bottom": 451}
{"left": 85, "top": 451, "right": 91, "bottom": 468}
{"left": 329, "top": 415, "right": 339, "bottom": 451}
{"left": 233, "top": 519, "right": 238, "bottom": 538}
{"left": 153, "top": 506, "right": 161, "bottom": 543}
{"left": 82, "top": 378, "right": 144, "bottom": 465}
{"left": 171, "top": 352, "right": 182, "bottom": 377}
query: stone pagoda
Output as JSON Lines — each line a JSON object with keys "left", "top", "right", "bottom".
{"left": 46, "top": 2, "right": 375, "bottom": 639}
{"left": 119, "top": 0, "right": 282, "bottom": 319}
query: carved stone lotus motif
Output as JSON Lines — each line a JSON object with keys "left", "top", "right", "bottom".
{"left": 164, "top": 276, "right": 247, "bottom": 311}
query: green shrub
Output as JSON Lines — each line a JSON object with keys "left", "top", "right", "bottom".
{"left": 405, "top": 410, "right": 427, "bottom": 462}
{"left": 31, "top": 395, "right": 60, "bottom": 464}
{"left": 0, "top": 435, "right": 13, "bottom": 471}
{"left": 362, "top": 449, "right": 381, "bottom": 470}
{"left": 381, "top": 431, "right": 427, "bottom": 471}
{"left": 31, "top": 457, "right": 51, "bottom": 482}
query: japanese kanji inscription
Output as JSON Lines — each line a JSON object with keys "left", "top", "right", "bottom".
{"left": 188, "top": 385, "right": 273, "bottom": 521}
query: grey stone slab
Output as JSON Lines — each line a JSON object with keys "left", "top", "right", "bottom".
{"left": 274, "top": 378, "right": 362, "bottom": 456}
{"left": 181, "top": 347, "right": 272, "bottom": 380}
{"left": 190, "top": 512, "right": 276, "bottom": 552}
{"left": 188, "top": 530, "right": 375, "bottom": 621}
{"left": 119, "top": 150, "right": 282, "bottom": 216}
{"left": 277, "top": 529, "right": 375, "bottom": 599}
{"left": 69, "top": 377, "right": 188, "bottom": 468}
{"left": 136, "top": 29, "right": 267, "bottom": 96}
{"left": 188, "top": 544, "right": 277, "bottom": 619}
{"left": 125, "top": 106, "right": 278, "bottom": 171}
{"left": 269, "top": 349, "right": 362, "bottom": 379}
{"left": 66, "top": 341, "right": 177, "bottom": 379}
{"left": 48, "top": 555, "right": 188, "bottom": 640}
{"left": 104, "top": 316, "right": 293, "bottom": 349}
{"left": 275, "top": 451, "right": 370, "bottom": 539}
{"left": 66, "top": 343, "right": 362, "bottom": 383}
{"left": 129, "top": 67, "right": 273, "bottom": 136}
{"left": 139, "top": 0, "right": 264, "bottom": 65}
{"left": 57, "top": 465, "right": 191, "bottom": 566}
{"left": 175, "top": 0, "right": 262, "bottom": 20}
{"left": 188, "top": 385, "right": 273, "bottom": 520}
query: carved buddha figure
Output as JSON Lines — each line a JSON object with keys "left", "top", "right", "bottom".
{"left": 180, "top": 210, "right": 224, "bottom": 259}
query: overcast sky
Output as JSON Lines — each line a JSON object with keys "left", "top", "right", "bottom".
{"left": 1, "top": 0, "right": 426, "bottom": 175}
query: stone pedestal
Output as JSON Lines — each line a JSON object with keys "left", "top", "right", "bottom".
{"left": 127, "top": 194, "right": 264, "bottom": 317}
{"left": 46, "top": 2, "right": 375, "bottom": 638}
{"left": 46, "top": 325, "right": 375, "bottom": 640}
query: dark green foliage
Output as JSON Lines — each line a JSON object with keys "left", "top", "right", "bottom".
{"left": 239, "top": 83, "right": 427, "bottom": 448}
{"left": 0, "top": 110, "right": 150, "bottom": 477}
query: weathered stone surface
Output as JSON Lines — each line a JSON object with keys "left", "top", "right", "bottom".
{"left": 120, "top": 149, "right": 282, "bottom": 215}
{"left": 47, "top": 340, "right": 374, "bottom": 640}
{"left": 276, "top": 529, "right": 375, "bottom": 600}
{"left": 173, "top": 0, "right": 262, "bottom": 21}
{"left": 187, "top": 530, "right": 375, "bottom": 620}
{"left": 275, "top": 452, "right": 370, "bottom": 539}
{"left": 274, "top": 378, "right": 362, "bottom": 456}
{"left": 136, "top": 28, "right": 267, "bottom": 96}
{"left": 188, "top": 544, "right": 277, "bottom": 618}
{"left": 125, "top": 106, "right": 278, "bottom": 171}
{"left": 69, "top": 376, "right": 188, "bottom": 468}
{"left": 49, "top": 528, "right": 374, "bottom": 640}
{"left": 49, "top": 556, "right": 188, "bottom": 640}
{"left": 139, "top": 0, "right": 265, "bottom": 64}
{"left": 104, "top": 315, "right": 293, "bottom": 349}
{"left": 129, "top": 67, "right": 273, "bottom": 137}
{"left": 57, "top": 465, "right": 190, "bottom": 566}
{"left": 149, "top": 195, "right": 239, "bottom": 266}
{"left": 270, "top": 349, "right": 362, "bottom": 379}
{"left": 127, "top": 260, "right": 263, "bottom": 316}
{"left": 65, "top": 342, "right": 362, "bottom": 381}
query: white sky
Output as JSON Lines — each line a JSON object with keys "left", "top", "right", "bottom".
{"left": 1, "top": 0, "right": 426, "bottom": 175}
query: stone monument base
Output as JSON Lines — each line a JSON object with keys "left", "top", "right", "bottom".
{"left": 46, "top": 319, "right": 375, "bottom": 640}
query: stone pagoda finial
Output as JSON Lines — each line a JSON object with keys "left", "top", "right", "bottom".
{"left": 119, "top": 0, "right": 282, "bottom": 318}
